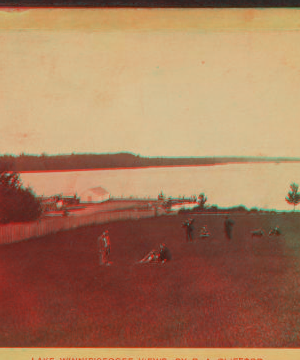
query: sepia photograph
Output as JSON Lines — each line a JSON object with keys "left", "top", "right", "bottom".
{"left": 0, "top": 7, "right": 300, "bottom": 360}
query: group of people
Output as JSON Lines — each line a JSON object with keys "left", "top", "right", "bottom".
{"left": 97, "top": 230, "right": 172, "bottom": 266}
{"left": 182, "top": 216, "right": 235, "bottom": 242}
{"left": 98, "top": 215, "right": 278, "bottom": 266}
{"left": 181, "top": 216, "right": 279, "bottom": 242}
{"left": 137, "top": 243, "right": 172, "bottom": 264}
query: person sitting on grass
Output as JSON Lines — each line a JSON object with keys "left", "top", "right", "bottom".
{"left": 269, "top": 225, "right": 281, "bottom": 236}
{"left": 137, "top": 243, "right": 171, "bottom": 264}
{"left": 199, "top": 225, "right": 210, "bottom": 239}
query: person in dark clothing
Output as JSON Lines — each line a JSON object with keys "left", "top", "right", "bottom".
{"left": 224, "top": 216, "right": 235, "bottom": 240}
{"left": 158, "top": 243, "right": 172, "bottom": 263}
{"left": 182, "top": 218, "right": 194, "bottom": 242}
{"left": 269, "top": 225, "right": 281, "bottom": 236}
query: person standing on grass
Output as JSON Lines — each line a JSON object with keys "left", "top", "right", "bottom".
{"left": 98, "top": 230, "right": 111, "bottom": 266}
{"left": 224, "top": 216, "right": 235, "bottom": 240}
{"left": 188, "top": 218, "right": 195, "bottom": 241}
{"left": 182, "top": 218, "right": 194, "bottom": 242}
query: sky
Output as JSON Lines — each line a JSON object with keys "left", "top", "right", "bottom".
{"left": 1, "top": 9, "right": 300, "bottom": 158}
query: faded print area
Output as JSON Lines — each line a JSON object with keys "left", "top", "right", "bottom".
{"left": 0, "top": 8, "right": 300, "bottom": 360}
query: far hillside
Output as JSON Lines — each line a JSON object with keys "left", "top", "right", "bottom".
{"left": 0, "top": 153, "right": 299, "bottom": 172}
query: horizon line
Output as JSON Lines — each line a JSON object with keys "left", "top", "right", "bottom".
{"left": 1, "top": 152, "right": 300, "bottom": 160}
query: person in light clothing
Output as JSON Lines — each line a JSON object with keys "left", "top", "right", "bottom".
{"left": 98, "top": 230, "right": 111, "bottom": 265}
{"left": 137, "top": 243, "right": 171, "bottom": 264}
{"left": 199, "top": 225, "right": 210, "bottom": 239}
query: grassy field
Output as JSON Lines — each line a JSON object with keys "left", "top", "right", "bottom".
{"left": 1, "top": 212, "right": 300, "bottom": 347}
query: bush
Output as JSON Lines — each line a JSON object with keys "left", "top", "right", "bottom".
{"left": 0, "top": 172, "right": 42, "bottom": 224}
{"left": 162, "top": 198, "right": 173, "bottom": 209}
{"left": 229, "top": 205, "right": 248, "bottom": 213}
{"left": 178, "top": 208, "right": 191, "bottom": 214}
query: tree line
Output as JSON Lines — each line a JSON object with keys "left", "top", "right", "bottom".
{"left": 0, "top": 153, "right": 298, "bottom": 172}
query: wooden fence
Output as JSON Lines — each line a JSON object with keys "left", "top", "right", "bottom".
{"left": 0, "top": 207, "right": 164, "bottom": 245}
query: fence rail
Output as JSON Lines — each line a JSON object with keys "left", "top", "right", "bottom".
{"left": 0, "top": 207, "right": 164, "bottom": 245}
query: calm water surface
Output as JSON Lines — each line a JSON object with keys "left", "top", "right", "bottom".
{"left": 20, "top": 163, "right": 300, "bottom": 211}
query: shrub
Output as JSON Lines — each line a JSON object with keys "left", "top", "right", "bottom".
{"left": 0, "top": 172, "right": 42, "bottom": 224}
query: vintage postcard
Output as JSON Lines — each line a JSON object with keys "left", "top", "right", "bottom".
{"left": 0, "top": 7, "right": 300, "bottom": 360}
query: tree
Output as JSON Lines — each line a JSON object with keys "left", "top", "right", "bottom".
{"left": 197, "top": 193, "right": 208, "bottom": 209}
{"left": 158, "top": 191, "right": 165, "bottom": 201}
{"left": 0, "top": 172, "right": 42, "bottom": 223}
{"left": 286, "top": 182, "right": 300, "bottom": 211}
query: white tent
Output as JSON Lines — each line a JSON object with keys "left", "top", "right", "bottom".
{"left": 79, "top": 186, "right": 110, "bottom": 203}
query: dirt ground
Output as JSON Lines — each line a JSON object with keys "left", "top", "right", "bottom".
{"left": 1, "top": 212, "right": 300, "bottom": 347}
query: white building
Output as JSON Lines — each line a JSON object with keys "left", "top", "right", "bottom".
{"left": 79, "top": 186, "right": 110, "bottom": 203}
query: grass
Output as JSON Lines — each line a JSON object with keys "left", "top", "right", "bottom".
{"left": 1, "top": 212, "right": 300, "bottom": 347}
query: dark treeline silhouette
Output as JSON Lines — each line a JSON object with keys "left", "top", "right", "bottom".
{"left": 178, "top": 205, "right": 273, "bottom": 215}
{"left": 0, "top": 172, "right": 42, "bottom": 223}
{"left": 0, "top": 153, "right": 299, "bottom": 172}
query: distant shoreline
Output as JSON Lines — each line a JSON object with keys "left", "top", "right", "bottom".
{"left": 18, "top": 160, "right": 300, "bottom": 174}
{"left": 1, "top": 152, "right": 300, "bottom": 172}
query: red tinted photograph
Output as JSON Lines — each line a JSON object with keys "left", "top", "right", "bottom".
{"left": 0, "top": 8, "right": 300, "bottom": 360}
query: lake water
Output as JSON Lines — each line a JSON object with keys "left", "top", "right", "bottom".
{"left": 20, "top": 162, "right": 300, "bottom": 211}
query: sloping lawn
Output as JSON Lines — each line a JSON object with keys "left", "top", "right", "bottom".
{"left": 1, "top": 213, "right": 300, "bottom": 347}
